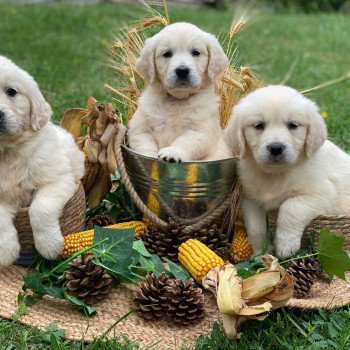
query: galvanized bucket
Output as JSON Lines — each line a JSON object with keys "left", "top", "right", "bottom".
{"left": 121, "top": 145, "right": 238, "bottom": 224}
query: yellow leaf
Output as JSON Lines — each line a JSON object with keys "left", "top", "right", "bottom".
{"left": 60, "top": 108, "right": 88, "bottom": 140}
{"left": 241, "top": 270, "right": 280, "bottom": 300}
{"left": 217, "top": 264, "right": 243, "bottom": 315}
{"left": 239, "top": 301, "right": 273, "bottom": 316}
{"left": 262, "top": 267, "right": 294, "bottom": 308}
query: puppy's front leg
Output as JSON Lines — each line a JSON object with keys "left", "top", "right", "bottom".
{"left": 29, "top": 178, "right": 76, "bottom": 260}
{"left": 158, "top": 130, "right": 211, "bottom": 162}
{"left": 275, "top": 195, "right": 328, "bottom": 258}
{"left": 241, "top": 197, "right": 268, "bottom": 257}
{"left": 128, "top": 131, "right": 159, "bottom": 158}
{"left": 0, "top": 204, "right": 20, "bottom": 265}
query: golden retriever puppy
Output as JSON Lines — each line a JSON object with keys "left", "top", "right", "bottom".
{"left": 128, "top": 22, "right": 232, "bottom": 162}
{"left": 224, "top": 85, "right": 350, "bottom": 258}
{"left": 0, "top": 56, "right": 85, "bottom": 265}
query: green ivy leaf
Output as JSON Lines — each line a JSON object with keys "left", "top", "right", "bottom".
{"left": 92, "top": 226, "right": 138, "bottom": 282}
{"left": 317, "top": 229, "right": 350, "bottom": 280}
{"left": 140, "top": 254, "right": 169, "bottom": 276}
{"left": 132, "top": 239, "right": 152, "bottom": 257}
{"left": 22, "top": 272, "right": 47, "bottom": 297}
{"left": 11, "top": 292, "right": 28, "bottom": 321}
{"left": 165, "top": 258, "right": 191, "bottom": 282}
{"left": 64, "top": 293, "right": 96, "bottom": 317}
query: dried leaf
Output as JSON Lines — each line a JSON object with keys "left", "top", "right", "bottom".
{"left": 217, "top": 264, "right": 243, "bottom": 315}
{"left": 241, "top": 270, "right": 280, "bottom": 300}
{"left": 60, "top": 108, "right": 87, "bottom": 140}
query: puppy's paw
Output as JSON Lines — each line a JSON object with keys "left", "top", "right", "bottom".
{"left": 158, "top": 147, "right": 188, "bottom": 163}
{"left": 274, "top": 235, "right": 301, "bottom": 259}
{"left": 0, "top": 230, "right": 20, "bottom": 265}
{"left": 33, "top": 228, "right": 64, "bottom": 260}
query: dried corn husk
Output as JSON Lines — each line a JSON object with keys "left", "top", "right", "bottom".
{"left": 203, "top": 255, "right": 294, "bottom": 339}
{"left": 60, "top": 97, "right": 121, "bottom": 208}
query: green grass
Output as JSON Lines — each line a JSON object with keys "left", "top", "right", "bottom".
{"left": 0, "top": 3, "right": 350, "bottom": 349}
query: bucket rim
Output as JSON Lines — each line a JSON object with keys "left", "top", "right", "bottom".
{"left": 121, "top": 145, "right": 238, "bottom": 165}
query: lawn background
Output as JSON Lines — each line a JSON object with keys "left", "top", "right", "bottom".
{"left": 0, "top": 2, "right": 350, "bottom": 349}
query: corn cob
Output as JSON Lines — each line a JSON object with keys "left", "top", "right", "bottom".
{"left": 178, "top": 239, "right": 224, "bottom": 284}
{"left": 229, "top": 225, "right": 253, "bottom": 263}
{"left": 81, "top": 159, "right": 99, "bottom": 193}
{"left": 60, "top": 221, "right": 147, "bottom": 259}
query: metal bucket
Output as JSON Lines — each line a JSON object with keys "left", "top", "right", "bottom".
{"left": 121, "top": 145, "right": 238, "bottom": 223}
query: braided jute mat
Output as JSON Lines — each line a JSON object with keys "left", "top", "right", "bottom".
{"left": 0, "top": 265, "right": 221, "bottom": 349}
{"left": 0, "top": 266, "right": 349, "bottom": 348}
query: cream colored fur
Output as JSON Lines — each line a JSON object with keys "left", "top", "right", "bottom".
{"left": 224, "top": 85, "right": 350, "bottom": 258}
{"left": 0, "top": 56, "right": 85, "bottom": 265}
{"left": 128, "top": 22, "right": 232, "bottom": 162}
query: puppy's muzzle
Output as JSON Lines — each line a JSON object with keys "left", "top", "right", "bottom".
{"left": 175, "top": 66, "right": 190, "bottom": 81}
{"left": 267, "top": 142, "right": 285, "bottom": 156}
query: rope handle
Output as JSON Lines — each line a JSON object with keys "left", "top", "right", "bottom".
{"left": 114, "top": 123, "right": 241, "bottom": 233}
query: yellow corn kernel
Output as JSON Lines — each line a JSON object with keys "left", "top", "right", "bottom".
{"left": 229, "top": 225, "right": 253, "bottom": 263}
{"left": 178, "top": 239, "right": 224, "bottom": 284}
{"left": 60, "top": 221, "right": 147, "bottom": 259}
{"left": 81, "top": 144, "right": 99, "bottom": 193}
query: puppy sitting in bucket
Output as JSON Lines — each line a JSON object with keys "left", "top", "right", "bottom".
{"left": 224, "top": 85, "right": 350, "bottom": 258}
{"left": 128, "top": 23, "right": 232, "bottom": 162}
{"left": 0, "top": 56, "right": 85, "bottom": 265}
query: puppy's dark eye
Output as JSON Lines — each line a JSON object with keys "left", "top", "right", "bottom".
{"left": 163, "top": 51, "right": 173, "bottom": 58}
{"left": 254, "top": 122, "right": 265, "bottom": 130}
{"left": 6, "top": 88, "right": 17, "bottom": 97}
{"left": 192, "top": 49, "right": 200, "bottom": 57}
{"left": 288, "top": 122, "right": 299, "bottom": 130}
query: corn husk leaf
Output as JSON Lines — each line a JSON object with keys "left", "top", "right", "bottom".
{"left": 216, "top": 264, "right": 243, "bottom": 315}
{"left": 61, "top": 97, "right": 121, "bottom": 209}
{"left": 204, "top": 257, "right": 294, "bottom": 340}
{"left": 241, "top": 255, "right": 281, "bottom": 300}
{"left": 60, "top": 108, "right": 88, "bottom": 140}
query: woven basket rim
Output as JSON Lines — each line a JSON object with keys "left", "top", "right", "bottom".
{"left": 17, "top": 182, "right": 82, "bottom": 212}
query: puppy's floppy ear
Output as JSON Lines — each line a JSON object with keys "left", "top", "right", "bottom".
{"left": 136, "top": 37, "right": 156, "bottom": 82}
{"left": 30, "top": 81, "right": 52, "bottom": 131}
{"left": 207, "top": 34, "right": 228, "bottom": 81}
{"left": 305, "top": 101, "right": 327, "bottom": 157}
{"left": 224, "top": 107, "right": 246, "bottom": 157}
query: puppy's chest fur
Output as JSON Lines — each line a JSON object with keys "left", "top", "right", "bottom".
{"left": 240, "top": 162, "right": 302, "bottom": 210}
{"left": 143, "top": 89, "right": 218, "bottom": 148}
{"left": 0, "top": 146, "right": 40, "bottom": 207}
{"left": 149, "top": 107, "right": 195, "bottom": 147}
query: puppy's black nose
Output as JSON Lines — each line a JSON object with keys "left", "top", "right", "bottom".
{"left": 268, "top": 143, "right": 285, "bottom": 156}
{"left": 175, "top": 66, "right": 190, "bottom": 79}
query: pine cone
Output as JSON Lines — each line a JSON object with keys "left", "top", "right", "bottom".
{"left": 140, "top": 219, "right": 190, "bottom": 262}
{"left": 86, "top": 214, "right": 115, "bottom": 229}
{"left": 141, "top": 218, "right": 228, "bottom": 262}
{"left": 65, "top": 255, "right": 112, "bottom": 305}
{"left": 194, "top": 223, "right": 229, "bottom": 260}
{"left": 287, "top": 257, "right": 320, "bottom": 298}
{"left": 133, "top": 273, "right": 170, "bottom": 320}
{"left": 164, "top": 278, "right": 205, "bottom": 325}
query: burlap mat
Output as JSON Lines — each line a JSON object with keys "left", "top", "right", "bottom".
{"left": 286, "top": 271, "right": 350, "bottom": 309}
{"left": 0, "top": 266, "right": 349, "bottom": 348}
{"left": 0, "top": 265, "right": 221, "bottom": 349}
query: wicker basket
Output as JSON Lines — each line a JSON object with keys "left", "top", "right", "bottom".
{"left": 14, "top": 181, "right": 86, "bottom": 253}
{"left": 268, "top": 210, "right": 350, "bottom": 251}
